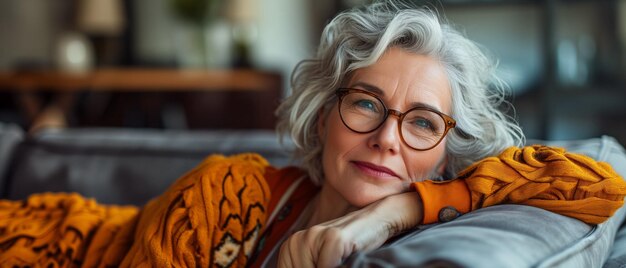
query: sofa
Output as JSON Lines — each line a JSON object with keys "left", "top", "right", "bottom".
{"left": 1, "top": 122, "right": 626, "bottom": 267}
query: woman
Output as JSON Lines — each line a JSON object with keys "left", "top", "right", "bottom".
{"left": 268, "top": 1, "right": 624, "bottom": 267}
{"left": 0, "top": 1, "right": 624, "bottom": 267}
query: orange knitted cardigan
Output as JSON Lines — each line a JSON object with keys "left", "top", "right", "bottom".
{"left": 0, "top": 145, "right": 625, "bottom": 267}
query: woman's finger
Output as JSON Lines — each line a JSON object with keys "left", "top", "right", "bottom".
{"left": 278, "top": 231, "right": 317, "bottom": 268}
{"left": 316, "top": 236, "right": 346, "bottom": 268}
{"left": 277, "top": 241, "right": 292, "bottom": 268}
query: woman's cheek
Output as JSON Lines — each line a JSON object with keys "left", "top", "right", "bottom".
{"left": 405, "top": 150, "right": 447, "bottom": 182}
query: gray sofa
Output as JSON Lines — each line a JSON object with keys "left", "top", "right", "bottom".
{"left": 1, "top": 123, "right": 626, "bottom": 267}
{"left": 0, "top": 125, "right": 294, "bottom": 205}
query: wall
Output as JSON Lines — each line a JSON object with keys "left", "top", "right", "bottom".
{"left": 132, "top": 0, "right": 314, "bottom": 95}
{"left": 0, "top": 0, "right": 66, "bottom": 70}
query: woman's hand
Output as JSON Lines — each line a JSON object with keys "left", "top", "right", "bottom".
{"left": 277, "top": 191, "right": 423, "bottom": 268}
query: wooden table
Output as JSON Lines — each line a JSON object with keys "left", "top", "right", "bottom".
{"left": 0, "top": 69, "right": 283, "bottom": 130}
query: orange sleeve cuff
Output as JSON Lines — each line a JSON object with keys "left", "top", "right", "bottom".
{"left": 410, "top": 179, "right": 471, "bottom": 224}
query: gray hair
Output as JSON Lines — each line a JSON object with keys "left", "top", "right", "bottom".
{"left": 276, "top": 1, "right": 525, "bottom": 185}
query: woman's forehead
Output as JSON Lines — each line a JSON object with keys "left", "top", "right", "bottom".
{"left": 345, "top": 48, "right": 452, "bottom": 113}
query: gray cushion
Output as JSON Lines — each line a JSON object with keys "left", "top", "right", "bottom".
{"left": 5, "top": 128, "right": 293, "bottom": 205}
{"left": 345, "top": 136, "right": 626, "bottom": 268}
{"left": 605, "top": 222, "right": 626, "bottom": 268}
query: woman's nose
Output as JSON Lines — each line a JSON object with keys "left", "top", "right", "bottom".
{"left": 367, "top": 113, "right": 401, "bottom": 154}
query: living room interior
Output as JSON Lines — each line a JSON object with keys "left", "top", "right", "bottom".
{"left": 2, "top": 1, "right": 626, "bottom": 267}
{"left": 0, "top": 0, "right": 625, "bottom": 144}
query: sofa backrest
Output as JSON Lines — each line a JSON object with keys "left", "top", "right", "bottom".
{"left": 3, "top": 128, "right": 295, "bottom": 205}
{"left": 0, "top": 123, "right": 24, "bottom": 197}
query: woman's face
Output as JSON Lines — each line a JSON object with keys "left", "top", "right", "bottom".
{"left": 319, "top": 47, "right": 452, "bottom": 207}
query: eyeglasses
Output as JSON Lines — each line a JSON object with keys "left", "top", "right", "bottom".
{"left": 335, "top": 88, "right": 456, "bottom": 151}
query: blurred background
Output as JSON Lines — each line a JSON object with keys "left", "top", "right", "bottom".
{"left": 0, "top": 0, "right": 625, "bottom": 143}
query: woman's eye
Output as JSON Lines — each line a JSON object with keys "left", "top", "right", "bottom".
{"left": 413, "top": 118, "right": 433, "bottom": 129}
{"left": 355, "top": 100, "right": 377, "bottom": 111}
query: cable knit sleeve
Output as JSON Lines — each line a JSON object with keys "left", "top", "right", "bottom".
{"left": 0, "top": 153, "right": 275, "bottom": 267}
{"left": 411, "top": 145, "right": 626, "bottom": 225}
{"left": 122, "top": 153, "right": 272, "bottom": 267}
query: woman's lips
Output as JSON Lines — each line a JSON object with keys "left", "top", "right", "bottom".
{"left": 351, "top": 161, "right": 399, "bottom": 178}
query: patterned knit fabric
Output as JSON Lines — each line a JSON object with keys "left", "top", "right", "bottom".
{"left": 0, "top": 193, "right": 138, "bottom": 267}
{"left": 413, "top": 145, "right": 626, "bottom": 224}
{"left": 0, "top": 153, "right": 271, "bottom": 267}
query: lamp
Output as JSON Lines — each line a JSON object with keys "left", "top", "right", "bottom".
{"left": 76, "top": 0, "right": 126, "bottom": 66}
{"left": 226, "top": 0, "right": 258, "bottom": 24}
{"left": 77, "top": 0, "right": 125, "bottom": 36}
{"left": 226, "top": 0, "right": 259, "bottom": 68}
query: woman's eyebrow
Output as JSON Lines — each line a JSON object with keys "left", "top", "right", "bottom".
{"left": 350, "top": 82, "right": 444, "bottom": 113}
{"left": 350, "top": 82, "right": 384, "bottom": 96}
{"left": 409, "top": 102, "right": 442, "bottom": 113}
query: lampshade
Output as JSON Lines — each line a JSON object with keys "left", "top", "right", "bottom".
{"left": 227, "top": 0, "right": 259, "bottom": 24}
{"left": 77, "top": 0, "right": 126, "bottom": 36}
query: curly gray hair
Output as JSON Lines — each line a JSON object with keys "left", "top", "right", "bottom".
{"left": 276, "top": 1, "right": 525, "bottom": 185}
